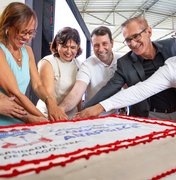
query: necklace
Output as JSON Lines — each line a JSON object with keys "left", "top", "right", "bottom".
{"left": 7, "top": 48, "right": 22, "bottom": 63}
{"left": 6, "top": 44, "right": 22, "bottom": 65}
{"left": 11, "top": 50, "right": 22, "bottom": 62}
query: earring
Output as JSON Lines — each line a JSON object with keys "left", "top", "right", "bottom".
{"left": 5, "top": 29, "right": 8, "bottom": 36}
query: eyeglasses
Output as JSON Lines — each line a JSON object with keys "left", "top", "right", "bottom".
{"left": 19, "top": 29, "right": 37, "bottom": 38}
{"left": 123, "top": 28, "right": 147, "bottom": 45}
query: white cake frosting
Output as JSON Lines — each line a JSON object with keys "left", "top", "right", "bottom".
{"left": 0, "top": 115, "right": 176, "bottom": 180}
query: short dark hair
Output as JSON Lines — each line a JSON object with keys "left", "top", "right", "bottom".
{"left": 91, "top": 26, "right": 113, "bottom": 42}
{"left": 50, "top": 27, "right": 82, "bottom": 58}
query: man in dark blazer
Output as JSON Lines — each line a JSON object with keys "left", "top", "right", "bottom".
{"left": 83, "top": 15, "right": 176, "bottom": 119}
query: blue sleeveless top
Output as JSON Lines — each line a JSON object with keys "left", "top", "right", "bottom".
{"left": 0, "top": 43, "right": 30, "bottom": 126}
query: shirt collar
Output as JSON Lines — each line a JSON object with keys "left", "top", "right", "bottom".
{"left": 136, "top": 42, "right": 162, "bottom": 63}
{"left": 97, "top": 52, "right": 117, "bottom": 67}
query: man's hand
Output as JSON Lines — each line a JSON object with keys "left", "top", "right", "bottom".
{"left": 74, "top": 104, "right": 105, "bottom": 119}
{"left": 0, "top": 97, "right": 27, "bottom": 118}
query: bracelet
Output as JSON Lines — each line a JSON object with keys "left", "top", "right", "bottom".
{"left": 43, "top": 96, "right": 50, "bottom": 103}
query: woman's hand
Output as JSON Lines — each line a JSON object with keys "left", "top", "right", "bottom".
{"left": 46, "top": 98, "right": 68, "bottom": 121}
{"left": 24, "top": 114, "right": 49, "bottom": 124}
{"left": 74, "top": 104, "right": 105, "bottom": 119}
{"left": 0, "top": 96, "right": 27, "bottom": 118}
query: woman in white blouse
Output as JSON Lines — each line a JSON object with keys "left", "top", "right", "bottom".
{"left": 37, "top": 27, "right": 82, "bottom": 119}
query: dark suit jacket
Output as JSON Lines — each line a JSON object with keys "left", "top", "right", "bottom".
{"left": 84, "top": 38, "right": 176, "bottom": 117}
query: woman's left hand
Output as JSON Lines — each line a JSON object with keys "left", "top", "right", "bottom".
{"left": 24, "top": 114, "right": 49, "bottom": 124}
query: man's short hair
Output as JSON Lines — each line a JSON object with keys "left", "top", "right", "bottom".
{"left": 91, "top": 26, "right": 113, "bottom": 42}
{"left": 121, "top": 15, "right": 149, "bottom": 29}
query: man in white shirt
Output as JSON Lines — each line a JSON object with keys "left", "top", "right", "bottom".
{"left": 75, "top": 57, "right": 176, "bottom": 120}
{"left": 59, "top": 26, "right": 121, "bottom": 115}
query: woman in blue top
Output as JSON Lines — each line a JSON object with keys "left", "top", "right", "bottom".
{"left": 0, "top": 2, "right": 67, "bottom": 125}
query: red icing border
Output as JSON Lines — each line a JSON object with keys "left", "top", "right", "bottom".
{"left": 0, "top": 114, "right": 176, "bottom": 179}
{"left": 0, "top": 114, "right": 176, "bottom": 129}
{"left": 152, "top": 168, "right": 176, "bottom": 180}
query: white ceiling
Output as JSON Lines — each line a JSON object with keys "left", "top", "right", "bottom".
{"left": 74, "top": 0, "right": 176, "bottom": 54}
{"left": 1, "top": 0, "right": 176, "bottom": 55}
{"left": 0, "top": 0, "right": 24, "bottom": 13}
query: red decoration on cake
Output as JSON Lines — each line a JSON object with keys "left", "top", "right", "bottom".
{"left": 0, "top": 114, "right": 176, "bottom": 179}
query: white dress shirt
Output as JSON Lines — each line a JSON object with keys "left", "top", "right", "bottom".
{"left": 100, "top": 57, "right": 176, "bottom": 112}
